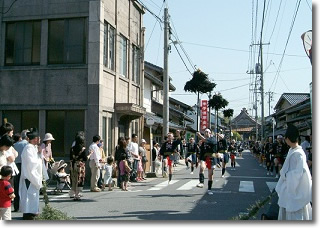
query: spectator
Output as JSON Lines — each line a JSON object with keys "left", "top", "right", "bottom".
{"left": 97, "top": 140, "right": 106, "bottom": 189}
{"left": 127, "top": 134, "right": 139, "bottom": 182}
{"left": 89, "top": 135, "right": 102, "bottom": 192}
{"left": 0, "top": 135, "right": 14, "bottom": 171}
{"left": 0, "top": 166, "right": 15, "bottom": 220}
{"left": 19, "top": 128, "right": 44, "bottom": 220}
{"left": 70, "top": 134, "right": 92, "bottom": 201}
{"left": 152, "top": 142, "right": 160, "bottom": 172}
{"left": 119, "top": 153, "right": 131, "bottom": 191}
{"left": 301, "top": 135, "right": 311, "bottom": 158}
{"left": 275, "top": 124, "right": 312, "bottom": 220}
{"left": 40, "top": 133, "right": 55, "bottom": 169}
{"left": 138, "top": 139, "right": 147, "bottom": 180}
{"left": 102, "top": 156, "right": 114, "bottom": 191}
{"left": 12, "top": 130, "right": 29, "bottom": 212}
{"left": 115, "top": 137, "right": 125, "bottom": 188}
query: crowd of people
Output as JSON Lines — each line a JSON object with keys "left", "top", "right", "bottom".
{"left": 0, "top": 121, "right": 312, "bottom": 221}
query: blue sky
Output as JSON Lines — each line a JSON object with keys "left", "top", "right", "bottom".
{"left": 140, "top": 0, "right": 312, "bottom": 118}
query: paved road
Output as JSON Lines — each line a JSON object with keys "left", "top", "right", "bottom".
{"left": 12, "top": 150, "right": 278, "bottom": 220}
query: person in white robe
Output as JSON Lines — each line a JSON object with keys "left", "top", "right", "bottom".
{"left": 19, "top": 128, "right": 44, "bottom": 220}
{"left": 275, "top": 124, "right": 312, "bottom": 220}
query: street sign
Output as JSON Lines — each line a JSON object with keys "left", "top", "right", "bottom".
{"left": 146, "top": 117, "right": 155, "bottom": 126}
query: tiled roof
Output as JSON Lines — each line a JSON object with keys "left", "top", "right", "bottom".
{"left": 274, "top": 93, "right": 310, "bottom": 110}
{"left": 282, "top": 93, "right": 309, "bottom": 105}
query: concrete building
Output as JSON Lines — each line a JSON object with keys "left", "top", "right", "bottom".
{"left": 0, "top": 0, "right": 145, "bottom": 159}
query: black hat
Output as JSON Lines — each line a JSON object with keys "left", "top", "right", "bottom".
{"left": 284, "top": 124, "right": 299, "bottom": 143}
{"left": 27, "top": 128, "right": 39, "bottom": 140}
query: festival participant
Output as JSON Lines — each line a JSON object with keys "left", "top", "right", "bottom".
{"left": 196, "top": 129, "right": 217, "bottom": 195}
{"left": 273, "top": 135, "right": 289, "bottom": 178}
{"left": 228, "top": 140, "right": 237, "bottom": 170}
{"left": 275, "top": 124, "right": 312, "bottom": 220}
{"left": 19, "top": 128, "right": 46, "bottom": 220}
{"left": 159, "top": 132, "right": 177, "bottom": 184}
{"left": 184, "top": 137, "right": 199, "bottom": 174}
{"left": 217, "top": 133, "right": 229, "bottom": 177}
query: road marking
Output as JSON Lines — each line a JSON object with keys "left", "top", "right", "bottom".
{"left": 176, "top": 180, "right": 199, "bottom": 190}
{"left": 239, "top": 181, "right": 254, "bottom": 192}
{"left": 229, "top": 176, "right": 277, "bottom": 179}
{"left": 266, "top": 182, "right": 277, "bottom": 193}
{"left": 147, "top": 180, "right": 179, "bottom": 191}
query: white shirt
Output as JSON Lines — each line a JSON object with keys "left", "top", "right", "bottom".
{"left": 128, "top": 142, "right": 139, "bottom": 160}
{"left": 301, "top": 140, "right": 310, "bottom": 157}
{"left": 5, "top": 146, "right": 19, "bottom": 176}
{"left": 89, "top": 143, "right": 101, "bottom": 166}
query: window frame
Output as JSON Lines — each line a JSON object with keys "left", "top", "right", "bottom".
{"left": 119, "top": 34, "right": 128, "bottom": 78}
{"left": 103, "top": 22, "right": 115, "bottom": 71}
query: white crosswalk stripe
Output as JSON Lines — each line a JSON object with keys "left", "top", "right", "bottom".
{"left": 266, "top": 182, "right": 277, "bottom": 193}
{"left": 147, "top": 180, "right": 179, "bottom": 191}
{"left": 176, "top": 180, "right": 199, "bottom": 190}
{"left": 239, "top": 181, "right": 254, "bottom": 192}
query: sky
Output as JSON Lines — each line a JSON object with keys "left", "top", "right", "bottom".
{"left": 139, "top": 0, "right": 313, "bottom": 119}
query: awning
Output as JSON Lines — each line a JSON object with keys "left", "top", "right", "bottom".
{"left": 115, "top": 103, "right": 146, "bottom": 121}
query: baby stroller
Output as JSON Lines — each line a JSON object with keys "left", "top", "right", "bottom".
{"left": 49, "top": 160, "right": 71, "bottom": 194}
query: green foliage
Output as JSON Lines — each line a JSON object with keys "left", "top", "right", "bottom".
{"left": 208, "top": 94, "right": 229, "bottom": 110}
{"left": 184, "top": 69, "right": 216, "bottom": 94}
{"left": 232, "top": 131, "right": 242, "bottom": 141}
{"left": 223, "top": 109, "right": 234, "bottom": 118}
{"left": 36, "top": 205, "right": 74, "bottom": 220}
{"left": 231, "top": 192, "right": 275, "bottom": 220}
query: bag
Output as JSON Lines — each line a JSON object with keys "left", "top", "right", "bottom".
{"left": 142, "top": 156, "right": 148, "bottom": 163}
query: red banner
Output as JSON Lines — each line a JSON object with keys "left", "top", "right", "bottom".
{"left": 200, "top": 100, "right": 208, "bottom": 131}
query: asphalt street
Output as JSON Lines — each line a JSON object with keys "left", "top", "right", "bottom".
{"left": 11, "top": 150, "right": 278, "bottom": 220}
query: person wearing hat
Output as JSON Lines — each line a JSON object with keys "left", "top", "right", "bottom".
{"left": 196, "top": 129, "right": 217, "bottom": 194}
{"left": 40, "top": 133, "right": 55, "bottom": 169}
{"left": 19, "top": 128, "right": 44, "bottom": 220}
{"left": 275, "top": 124, "right": 312, "bottom": 220}
{"left": 272, "top": 134, "right": 289, "bottom": 178}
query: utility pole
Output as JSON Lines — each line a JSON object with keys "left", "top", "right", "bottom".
{"left": 162, "top": 4, "right": 169, "bottom": 140}
{"left": 266, "top": 91, "right": 274, "bottom": 116}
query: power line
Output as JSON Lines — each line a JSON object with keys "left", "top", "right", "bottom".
{"left": 1, "top": 0, "right": 18, "bottom": 14}
{"left": 305, "top": 0, "right": 312, "bottom": 11}
{"left": 181, "top": 41, "right": 306, "bottom": 57}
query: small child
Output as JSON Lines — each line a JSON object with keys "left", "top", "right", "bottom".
{"left": 0, "top": 166, "right": 15, "bottom": 220}
{"left": 119, "top": 154, "right": 131, "bottom": 191}
{"left": 102, "top": 156, "right": 114, "bottom": 191}
{"left": 56, "top": 164, "right": 70, "bottom": 190}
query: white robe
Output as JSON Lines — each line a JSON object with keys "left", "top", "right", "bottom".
{"left": 275, "top": 145, "right": 312, "bottom": 220}
{"left": 19, "top": 143, "right": 43, "bottom": 214}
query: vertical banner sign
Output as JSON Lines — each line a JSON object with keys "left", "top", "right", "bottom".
{"left": 200, "top": 100, "right": 208, "bottom": 131}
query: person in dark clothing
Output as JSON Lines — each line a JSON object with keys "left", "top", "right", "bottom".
{"left": 184, "top": 137, "right": 200, "bottom": 174}
{"left": 196, "top": 129, "right": 217, "bottom": 194}
{"left": 115, "top": 137, "right": 126, "bottom": 188}
{"left": 265, "top": 136, "right": 274, "bottom": 176}
{"left": 273, "top": 135, "right": 289, "bottom": 178}
{"left": 217, "top": 133, "right": 229, "bottom": 177}
{"left": 159, "top": 132, "right": 178, "bottom": 183}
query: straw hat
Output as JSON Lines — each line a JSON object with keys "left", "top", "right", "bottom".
{"left": 43, "top": 133, "right": 55, "bottom": 141}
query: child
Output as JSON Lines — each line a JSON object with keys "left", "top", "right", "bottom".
{"left": 119, "top": 154, "right": 131, "bottom": 191}
{"left": 0, "top": 166, "right": 15, "bottom": 220}
{"left": 56, "top": 164, "right": 70, "bottom": 191}
{"left": 102, "top": 156, "right": 114, "bottom": 191}
{"left": 137, "top": 151, "right": 143, "bottom": 181}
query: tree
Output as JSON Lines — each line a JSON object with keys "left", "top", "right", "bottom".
{"left": 208, "top": 93, "right": 229, "bottom": 138}
{"left": 223, "top": 109, "right": 234, "bottom": 143}
{"left": 184, "top": 69, "right": 216, "bottom": 131}
{"left": 232, "top": 130, "right": 243, "bottom": 141}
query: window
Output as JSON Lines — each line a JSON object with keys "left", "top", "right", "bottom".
{"left": 132, "top": 45, "right": 140, "bottom": 84}
{"left": 5, "top": 21, "right": 41, "bottom": 65}
{"left": 119, "top": 35, "right": 128, "bottom": 77}
{"left": 47, "top": 110, "right": 84, "bottom": 157}
{"left": 102, "top": 114, "right": 113, "bottom": 156}
{"left": 103, "top": 23, "right": 115, "bottom": 70}
{"left": 48, "top": 18, "right": 86, "bottom": 64}
{"left": 1, "top": 111, "right": 39, "bottom": 134}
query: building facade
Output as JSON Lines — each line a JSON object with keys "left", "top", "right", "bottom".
{"left": 0, "top": 0, "right": 145, "bottom": 159}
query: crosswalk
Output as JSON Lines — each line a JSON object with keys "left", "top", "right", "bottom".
{"left": 46, "top": 180, "right": 278, "bottom": 201}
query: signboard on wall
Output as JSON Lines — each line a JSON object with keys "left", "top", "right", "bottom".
{"left": 200, "top": 100, "right": 208, "bottom": 132}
